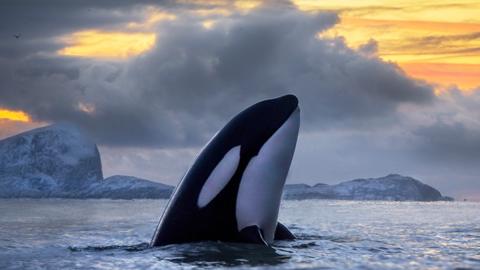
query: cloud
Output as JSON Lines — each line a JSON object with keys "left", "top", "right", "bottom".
{"left": 357, "top": 38, "right": 378, "bottom": 57}
{"left": 0, "top": 3, "right": 435, "bottom": 148}
{"left": 415, "top": 31, "right": 480, "bottom": 46}
{"left": 410, "top": 88, "right": 480, "bottom": 164}
{"left": 414, "top": 121, "right": 480, "bottom": 163}
{"left": 100, "top": 145, "right": 197, "bottom": 182}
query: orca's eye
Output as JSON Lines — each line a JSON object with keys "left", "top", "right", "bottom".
{"left": 197, "top": 145, "right": 241, "bottom": 208}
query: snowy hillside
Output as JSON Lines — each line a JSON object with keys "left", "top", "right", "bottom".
{"left": 283, "top": 174, "right": 453, "bottom": 201}
{"left": 0, "top": 124, "right": 102, "bottom": 198}
{"left": 82, "top": 175, "right": 173, "bottom": 199}
{"left": 0, "top": 125, "right": 172, "bottom": 199}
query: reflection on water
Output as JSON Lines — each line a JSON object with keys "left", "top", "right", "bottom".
{"left": 160, "top": 242, "right": 290, "bottom": 267}
{"left": 1, "top": 199, "right": 479, "bottom": 269}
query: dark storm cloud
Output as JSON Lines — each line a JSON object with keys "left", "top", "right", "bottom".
{"left": 414, "top": 121, "right": 480, "bottom": 163}
{"left": 122, "top": 6, "right": 433, "bottom": 133}
{"left": 15, "top": 57, "right": 81, "bottom": 80}
{"left": 0, "top": 2, "right": 435, "bottom": 147}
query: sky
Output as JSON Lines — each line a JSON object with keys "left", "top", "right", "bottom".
{"left": 0, "top": 0, "right": 479, "bottom": 200}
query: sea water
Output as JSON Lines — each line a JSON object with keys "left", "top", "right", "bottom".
{"left": 0, "top": 199, "right": 478, "bottom": 269}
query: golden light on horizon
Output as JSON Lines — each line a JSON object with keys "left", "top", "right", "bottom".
{"left": 0, "top": 109, "right": 31, "bottom": 122}
{"left": 58, "top": 30, "right": 156, "bottom": 59}
{"left": 293, "top": 0, "right": 480, "bottom": 90}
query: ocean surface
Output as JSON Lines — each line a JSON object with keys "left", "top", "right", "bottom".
{"left": 0, "top": 199, "right": 479, "bottom": 270}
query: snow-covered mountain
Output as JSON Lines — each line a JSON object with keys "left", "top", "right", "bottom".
{"left": 0, "top": 124, "right": 102, "bottom": 198}
{"left": 283, "top": 174, "right": 453, "bottom": 201}
{"left": 1, "top": 125, "right": 452, "bottom": 201}
{"left": 0, "top": 125, "right": 172, "bottom": 199}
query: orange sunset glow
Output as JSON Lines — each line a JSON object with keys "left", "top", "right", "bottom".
{"left": 0, "top": 109, "right": 31, "bottom": 122}
{"left": 294, "top": 0, "right": 480, "bottom": 90}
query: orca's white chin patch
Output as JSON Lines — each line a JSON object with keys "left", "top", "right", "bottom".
{"left": 235, "top": 107, "right": 300, "bottom": 244}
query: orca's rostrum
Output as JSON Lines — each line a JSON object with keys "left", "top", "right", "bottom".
{"left": 151, "top": 94, "right": 300, "bottom": 246}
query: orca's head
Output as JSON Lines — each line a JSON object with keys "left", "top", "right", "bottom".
{"left": 197, "top": 94, "right": 300, "bottom": 244}
{"left": 232, "top": 94, "right": 299, "bottom": 159}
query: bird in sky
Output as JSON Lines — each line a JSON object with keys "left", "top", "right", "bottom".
{"left": 13, "top": 34, "right": 21, "bottom": 39}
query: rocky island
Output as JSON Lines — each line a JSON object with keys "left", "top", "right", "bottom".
{"left": 283, "top": 174, "right": 453, "bottom": 201}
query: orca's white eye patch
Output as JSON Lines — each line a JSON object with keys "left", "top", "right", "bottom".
{"left": 197, "top": 146, "right": 241, "bottom": 208}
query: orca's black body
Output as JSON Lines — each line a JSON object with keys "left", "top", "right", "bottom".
{"left": 151, "top": 95, "right": 300, "bottom": 247}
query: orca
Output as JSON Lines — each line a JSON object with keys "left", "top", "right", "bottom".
{"left": 151, "top": 94, "right": 300, "bottom": 247}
